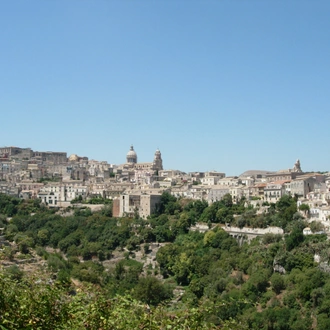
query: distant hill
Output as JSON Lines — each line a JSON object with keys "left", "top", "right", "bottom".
{"left": 239, "top": 170, "right": 274, "bottom": 177}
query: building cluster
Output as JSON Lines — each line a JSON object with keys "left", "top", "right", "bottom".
{"left": 0, "top": 146, "right": 329, "bottom": 225}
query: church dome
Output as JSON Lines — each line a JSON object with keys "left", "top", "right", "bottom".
{"left": 68, "top": 154, "right": 79, "bottom": 162}
{"left": 126, "top": 145, "right": 137, "bottom": 163}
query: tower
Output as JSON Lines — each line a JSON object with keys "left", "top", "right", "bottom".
{"left": 153, "top": 149, "right": 163, "bottom": 171}
{"left": 293, "top": 159, "right": 302, "bottom": 173}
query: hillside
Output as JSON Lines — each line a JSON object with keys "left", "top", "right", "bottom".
{"left": 1, "top": 192, "right": 330, "bottom": 329}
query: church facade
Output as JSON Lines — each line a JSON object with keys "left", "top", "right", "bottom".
{"left": 120, "top": 145, "right": 163, "bottom": 184}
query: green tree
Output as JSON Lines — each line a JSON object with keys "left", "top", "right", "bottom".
{"left": 37, "top": 228, "right": 50, "bottom": 246}
{"left": 270, "top": 273, "right": 285, "bottom": 294}
{"left": 133, "top": 276, "right": 173, "bottom": 306}
{"left": 155, "top": 191, "right": 177, "bottom": 215}
{"left": 285, "top": 227, "right": 304, "bottom": 251}
{"left": 221, "top": 193, "right": 233, "bottom": 208}
{"left": 299, "top": 203, "right": 310, "bottom": 217}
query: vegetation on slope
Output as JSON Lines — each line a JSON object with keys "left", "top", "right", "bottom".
{"left": 1, "top": 192, "right": 330, "bottom": 329}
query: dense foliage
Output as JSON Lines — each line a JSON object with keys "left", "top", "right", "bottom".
{"left": 0, "top": 273, "right": 243, "bottom": 330}
{"left": 1, "top": 192, "right": 330, "bottom": 329}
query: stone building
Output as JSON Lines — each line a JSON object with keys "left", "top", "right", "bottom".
{"left": 32, "top": 151, "right": 67, "bottom": 164}
{"left": 249, "top": 183, "right": 267, "bottom": 199}
{"left": 201, "top": 171, "right": 226, "bottom": 185}
{"left": 0, "top": 147, "right": 33, "bottom": 160}
{"left": 159, "top": 169, "right": 184, "bottom": 178}
{"left": 207, "top": 186, "right": 230, "bottom": 203}
{"left": 218, "top": 177, "right": 241, "bottom": 186}
{"left": 17, "top": 181, "right": 45, "bottom": 199}
{"left": 124, "top": 146, "right": 163, "bottom": 172}
{"left": 118, "top": 146, "right": 163, "bottom": 184}
{"left": 37, "top": 183, "right": 88, "bottom": 205}
{"left": 266, "top": 159, "right": 304, "bottom": 183}
{"left": 287, "top": 174, "right": 326, "bottom": 198}
{"left": 264, "top": 181, "right": 289, "bottom": 202}
{"left": 113, "top": 190, "right": 162, "bottom": 219}
{"left": 0, "top": 146, "right": 67, "bottom": 164}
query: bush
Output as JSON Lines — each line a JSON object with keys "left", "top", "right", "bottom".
{"left": 263, "top": 233, "right": 282, "bottom": 244}
{"left": 271, "top": 273, "right": 285, "bottom": 294}
{"left": 143, "top": 243, "right": 150, "bottom": 254}
{"left": 4, "top": 265, "right": 24, "bottom": 281}
{"left": 133, "top": 276, "right": 173, "bottom": 306}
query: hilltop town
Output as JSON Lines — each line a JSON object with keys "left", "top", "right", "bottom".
{"left": 2, "top": 146, "right": 330, "bottom": 329}
{"left": 0, "top": 145, "right": 329, "bottom": 229}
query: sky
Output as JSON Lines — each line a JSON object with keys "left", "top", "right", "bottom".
{"left": 1, "top": 1, "right": 330, "bottom": 176}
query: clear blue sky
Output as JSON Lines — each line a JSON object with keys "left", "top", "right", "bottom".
{"left": 1, "top": 1, "right": 329, "bottom": 175}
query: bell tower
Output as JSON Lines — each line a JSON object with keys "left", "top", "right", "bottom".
{"left": 153, "top": 149, "right": 163, "bottom": 171}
